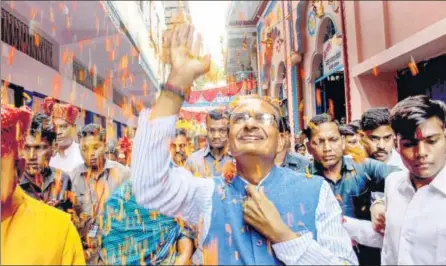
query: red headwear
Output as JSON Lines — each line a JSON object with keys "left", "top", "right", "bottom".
{"left": 42, "top": 97, "right": 79, "bottom": 125}
{"left": 1, "top": 105, "right": 33, "bottom": 158}
{"left": 117, "top": 137, "right": 132, "bottom": 156}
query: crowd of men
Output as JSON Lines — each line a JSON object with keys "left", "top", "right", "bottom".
{"left": 1, "top": 22, "right": 446, "bottom": 265}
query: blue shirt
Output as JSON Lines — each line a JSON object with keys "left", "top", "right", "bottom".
{"left": 302, "top": 156, "right": 401, "bottom": 219}
{"left": 186, "top": 145, "right": 234, "bottom": 177}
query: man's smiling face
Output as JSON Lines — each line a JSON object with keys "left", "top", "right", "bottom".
{"left": 228, "top": 99, "right": 281, "bottom": 160}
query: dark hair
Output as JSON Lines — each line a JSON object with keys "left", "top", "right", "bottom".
{"left": 349, "top": 119, "right": 361, "bottom": 132}
{"left": 29, "top": 113, "right": 56, "bottom": 145}
{"left": 175, "top": 128, "right": 187, "bottom": 138}
{"left": 361, "top": 107, "right": 391, "bottom": 131}
{"left": 304, "top": 113, "right": 339, "bottom": 140}
{"left": 339, "top": 125, "right": 355, "bottom": 136}
{"left": 390, "top": 95, "right": 446, "bottom": 139}
{"left": 278, "top": 117, "right": 291, "bottom": 133}
{"left": 207, "top": 109, "right": 229, "bottom": 121}
{"left": 295, "top": 143, "right": 305, "bottom": 151}
{"left": 78, "top": 124, "right": 106, "bottom": 142}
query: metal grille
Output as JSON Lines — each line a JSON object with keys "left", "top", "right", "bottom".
{"left": 1, "top": 8, "right": 54, "bottom": 69}
{"left": 72, "top": 58, "right": 107, "bottom": 97}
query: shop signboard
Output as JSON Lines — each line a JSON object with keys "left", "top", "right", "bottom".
{"left": 322, "top": 37, "right": 343, "bottom": 75}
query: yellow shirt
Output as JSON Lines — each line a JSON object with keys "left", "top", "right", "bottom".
{"left": 1, "top": 187, "right": 85, "bottom": 265}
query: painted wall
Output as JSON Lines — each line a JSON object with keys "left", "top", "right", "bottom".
{"left": 290, "top": 0, "right": 343, "bottom": 122}
{"left": 345, "top": 0, "right": 446, "bottom": 118}
{"left": 1, "top": 42, "right": 136, "bottom": 124}
{"left": 257, "top": 1, "right": 287, "bottom": 97}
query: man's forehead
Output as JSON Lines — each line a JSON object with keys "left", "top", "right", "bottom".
{"left": 25, "top": 134, "right": 47, "bottom": 144}
{"left": 413, "top": 117, "right": 444, "bottom": 140}
{"left": 233, "top": 99, "right": 279, "bottom": 115}
{"left": 312, "top": 122, "right": 340, "bottom": 138}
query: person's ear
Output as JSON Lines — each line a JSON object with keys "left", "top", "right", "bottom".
{"left": 276, "top": 133, "right": 285, "bottom": 154}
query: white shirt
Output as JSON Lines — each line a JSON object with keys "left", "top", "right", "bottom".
{"left": 131, "top": 108, "right": 358, "bottom": 265}
{"left": 49, "top": 141, "right": 84, "bottom": 175}
{"left": 344, "top": 166, "right": 446, "bottom": 265}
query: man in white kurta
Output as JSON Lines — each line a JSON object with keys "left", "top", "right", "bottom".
{"left": 344, "top": 95, "right": 446, "bottom": 265}
{"left": 42, "top": 97, "right": 84, "bottom": 174}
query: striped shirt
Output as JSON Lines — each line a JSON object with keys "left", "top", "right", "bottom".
{"left": 131, "top": 108, "right": 358, "bottom": 265}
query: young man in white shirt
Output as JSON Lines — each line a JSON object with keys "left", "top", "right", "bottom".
{"left": 43, "top": 97, "right": 84, "bottom": 175}
{"left": 344, "top": 95, "right": 446, "bottom": 265}
{"left": 360, "top": 107, "right": 406, "bottom": 170}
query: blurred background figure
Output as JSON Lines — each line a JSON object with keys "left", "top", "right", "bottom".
{"left": 105, "top": 139, "right": 118, "bottom": 162}
{"left": 116, "top": 137, "right": 132, "bottom": 167}
{"left": 171, "top": 129, "right": 189, "bottom": 167}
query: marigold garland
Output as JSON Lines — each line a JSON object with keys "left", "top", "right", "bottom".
{"left": 222, "top": 161, "right": 236, "bottom": 184}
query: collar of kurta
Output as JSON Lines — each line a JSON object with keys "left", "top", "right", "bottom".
{"left": 20, "top": 168, "right": 54, "bottom": 192}
{"left": 232, "top": 165, "right": 278, "bottom": 195}
{"left": 431, "top": 165, "right": 446, "bottom": 195}
{"left": 78, "top": 159, "right": 114, "bottom": 179}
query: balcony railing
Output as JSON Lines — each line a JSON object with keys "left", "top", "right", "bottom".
{"left": 1, "top": 8, "right": 55, "bottom": 69}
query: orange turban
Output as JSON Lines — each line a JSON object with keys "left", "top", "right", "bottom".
{"left": 1, "top": 105, "right": 33, "bottom": 158}
{"left": 42, "top": 97, "right": 79, "bottom": 125}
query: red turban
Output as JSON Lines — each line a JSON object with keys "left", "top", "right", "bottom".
{"left": 1, "top": 105, "right": 33, "bottom": 158}
{"left": 42, "top": 97, "right": 79, "bottom": 125}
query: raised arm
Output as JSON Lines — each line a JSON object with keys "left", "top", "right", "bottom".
{"left": 131, "top": 23, "right": 213, "bottom": 226}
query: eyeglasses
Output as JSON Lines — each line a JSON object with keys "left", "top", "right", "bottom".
{"left": 229, "top": 112, "right": 278, "bottom": 126}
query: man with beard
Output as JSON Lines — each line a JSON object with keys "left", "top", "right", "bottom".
{"left": 172, "top": 129, "right": 189, "bottom": 167}
{"left": 20, "top": 113, "right": 72, "bottom": 211}
{"left": 186, "top": 109, "right": 233, "bottom": 177}
{"left": 131, "top": 23, "right": 357, "bottom": 265}
{"left": 301, "top": 114, "right": 400, "bottom": 265}
{"left": 43, "top": 97, "right": 84, "bottom": 174}
{"left": 274, "top": 117, "right": 309, "bottom": 171}
{"left": 346, "top": 96, "right": 446, "bottom": 264}
{"left": 70, "top": 124, "right": 129, "bottom": 264}
{"left": 360, "top": 107, "right": 406, "bottom": 170}
{"left": 1, "top": 105, "right": 85, "bottom": 265}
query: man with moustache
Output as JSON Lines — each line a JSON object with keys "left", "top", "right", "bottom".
{"left": 43, "top": 97, "right": 84, "bottom": 174}
{"left": 346, "top": 95, "right": 446, "bottom": 264}
{"left": 1, "top": 105, "right": 85, "bottom": 265}
{"left": 301, "top": 114, "right": 400, "bottom": 265}
{"left": 171, "top": 129, "right": 190, "bottom": 167}
{"left": 20, "top": 113, "right": 73, "bottom": 211}
{"left": 70, "top": 124, "right": 129, "bottom": 264}
{"left": 360, "top": 107, "right": 406, "bottom": 170}
{"left": 186, "top": 109, "right": 233, "bottom": 177}
{"left": 131, "top": 23, "right": 357, "bottom": 265}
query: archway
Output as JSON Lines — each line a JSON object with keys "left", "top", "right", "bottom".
{"left": 311, "top": 16, "right": 346, "bottom": 122}
{"left": 274, "top": 61, "right": 286, "bottom": 99}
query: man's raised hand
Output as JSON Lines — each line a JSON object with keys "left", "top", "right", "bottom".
{"left": 165, "top": 23, "right": 211, "bottom": 96}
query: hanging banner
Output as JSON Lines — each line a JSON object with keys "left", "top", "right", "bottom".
{"left": 322, "top": 37, "right": 343, "bottom": 75}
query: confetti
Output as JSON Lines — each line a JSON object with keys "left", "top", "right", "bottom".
{"left": 372, "top": 66, "right": 379, "bottom": 77}
{"left": 336, "top": 194, "right": 343, "bottom": 203}
{"left": 408, "top": 56, "right": 419, "bottom": 76}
